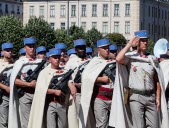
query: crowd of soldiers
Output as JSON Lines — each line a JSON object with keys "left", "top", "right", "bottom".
{"left": 0, "top": 30, "right": 168, "bottom": 128}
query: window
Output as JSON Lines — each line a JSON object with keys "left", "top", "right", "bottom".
{"left": 81, "top": 5, "right": 86, "bottom": 17}
{"left": 103, "top": 4, "right": 108, "bottom": 17}
{"left": 114, "top": 4, "right": 119, "bottom": 16}
{"left": 39, "top": 6, "right": 44, "bottom": 18}
{"left": 158, "top": 9, "right": 160, "bottom": 18}
{"left": 125, "top": 21, "right": 130, "bottom": 34}
{"left": 148, "top": 6, "right": 150, "bottom": 17}
{"left": 152, "top": 7, "right": 154, "bottom": 17}
{"left": 50, "top": 23, "right": 55, "bottom": 29}
{"left": 125, "top": 4, "right": 130, "bottom": 16}
{"left": 17, "top": 6, "right": 20, "bottom": 14}
{"left": 92, "top": 4, "right": 97, "bottom": 17}
{"left": 5, "top": 4, "right": 8, "bottom": 13}
{"left": 165, "top": 10, "right": 167, "bottom": 20}
{"left": 102, "top": 22, "right": 108, "bottom": 34}
{"left": 71, "top": 5, "right": 76, "bottom": 17}
{"left": 29, "top": 6, "right": 34, "bottom": 17}
{"left": 155, "top": 8, "right": 157, "bottom": 18}
{"left": 92, "top": 22, "right": 97, "bottom": 29}
{"left": 71, "top": 22, "right": 76, "bottom": 26}
{"left": 152, "top": 24, "right": 154, "bottom": 34}
{"left": 60, "top": 5, "right": 66, "bottom": 17}
{"left": 81, "top": 22, "right": 86, "bottom": 31}
{"left": 148, "top": 23, "right": 150, "bottom": 34}
{"left": 114, "top": 22, "right": 119, "bottom": 33}
{"left": 50, "top": 5, "right": 55, "bottom": 17}
{"left": 11, "top": 4, "right": 15, "bottom": 14}
{"left": 61, "top": 22, "right": 65, "bottom": 29}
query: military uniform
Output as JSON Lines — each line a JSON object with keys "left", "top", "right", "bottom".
{"left": 36, "top": 46, "right": 46, "bottom": 60}
{"left": 86, "top": 47, "right": 93, "bottom": 59}
{"left": 18, "top": 58, "right": 43, "bottom": 128}
{"left": 0, "top": 42, "right": 14, "bottom": 128}
{"left": 92, "top": 39, "right": 114, "bottom": 128}
{"left": 55, "top": 43, "right": 68, "bottom": 69}
{"left": 0, "top": 63, "right": 13, "bottom": 128}
{"left": 65, "top": 39, "right": 90, "bottom": 128}
{"left": 19, "top": 48, "right": 26, "bottom": 58}
{"left": 125, "top": 31, "right": 159, "bottom": 128}
{"left": 45, "top": 49, "right": 67, "bottom": 128}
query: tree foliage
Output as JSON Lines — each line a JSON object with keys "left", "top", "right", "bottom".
{"left": 148, "top": 39, "right": 154, "bottom": 54}
{"left": 23, "top": 17, "right": 57, "bottom": 50}
{"left": 0, "top": 15, "right": 24, "bottom": 55}
{"left": 85, "top": 28, "right": 103, "bottom": 48}
{"left": 105, "top": 33, "right": 126, "bottom": 46}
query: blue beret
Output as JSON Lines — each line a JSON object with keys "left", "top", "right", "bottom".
{"left": 67, "top": 48, "right": 76, "bottom": 56}
{"left": 2, "top": 42, "right": 13, "bottom": 50}
{"left": 49, "top": 48, "right": 61, "bottom": 57}
{"left": 97, "top": 39, "right": 110, "bottom": 48}
{"left": 86, "top": 47, "right": 93, "bottom": 53}
{"left": 24, "top": 37, "right": 36, "bottom": 45}
{"left": 36, "top": 46, "right": 46, "bottom": 54}
{"left": 19, "top": 48, "right": 26, "bottom": 55}
{"left": 134, "top": 30, "right": 149, "bottom": 38}
{"left": 167, "top": 43, "right": 169, "bottom": 49}
{"left": 55, "top": 43, "right": 66, "bottom": 49}
{"left": 109, "top": 44, "right": 117, "bottom": 51}
{"left": 74, "top": 39, "right": 86, "bottom": 47}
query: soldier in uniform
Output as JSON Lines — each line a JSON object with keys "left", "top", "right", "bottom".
{"left": 28, "top": 48, "right": 68, "bottom": 128}
{"left": 55, "top": 43, "right": 68, "bottom": 68}
{"left": 19, "top": 48, "right": 26, "bottom": 58}
{"left": 109, "top": 44, "right": 117, "bottom": 60}
{"left": 0, "top": 42, "right": 14, "bottom": 128}
{"left": 67, "top": 48, "right": 76, "bottom": 56}
{"left": 36, "top": 46, "right": 46, "bottom": 59}
{"left": 8, "top": 37, "right": 45, "bottom": 128}
{"left": 86, "top": 47, "right": 93, "bottom": 59}
{"left": 65, "top": 39, "right": 90, "bottom": 128}
{"left": 116, "top": 30, "right": 161, "bottom": 128}
{"left": 80, "top": 39, "right": 116, "bottom": 128}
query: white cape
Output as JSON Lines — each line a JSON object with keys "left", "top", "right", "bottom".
{"left": 28, "top": 67, "right": 58, "bottom": 128}
{"left": 8, "top": 57, "right": 29, "bottom": 128}
{"left": 79, "top": 57, "right": 110, "bottom": 127}
{"left": 159, "top": 59, "right": 169, "bottom": 89}
{"left": 109, "top": 54, "right": 169, "bottom": 128}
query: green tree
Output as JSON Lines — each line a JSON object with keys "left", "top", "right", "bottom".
{"left": 0, "top": 15, "right": 24, "bottom": 55}
{"left": 23, "top": 17, "right": 57, "bottom": 50}
{"left": 105, "top": 33, "right": 126, "bottom": 46}
{"left": 148, "top": 39, "right": 154, "bottom": 54}
{"left": 85, "top": 28, "right": 103, "bottom": 48}
{"left": 69, "top": 25, "right": 86, "bottom": 40}
{"left": 54, "top": 29, "right": 73, "bottom": 49}
{"left": 55, "top": 26, "right": 86, "bottom": 49}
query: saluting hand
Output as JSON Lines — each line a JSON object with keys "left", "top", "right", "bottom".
{"left": 128, "top": 36, "right": 140, "bottom": 47}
